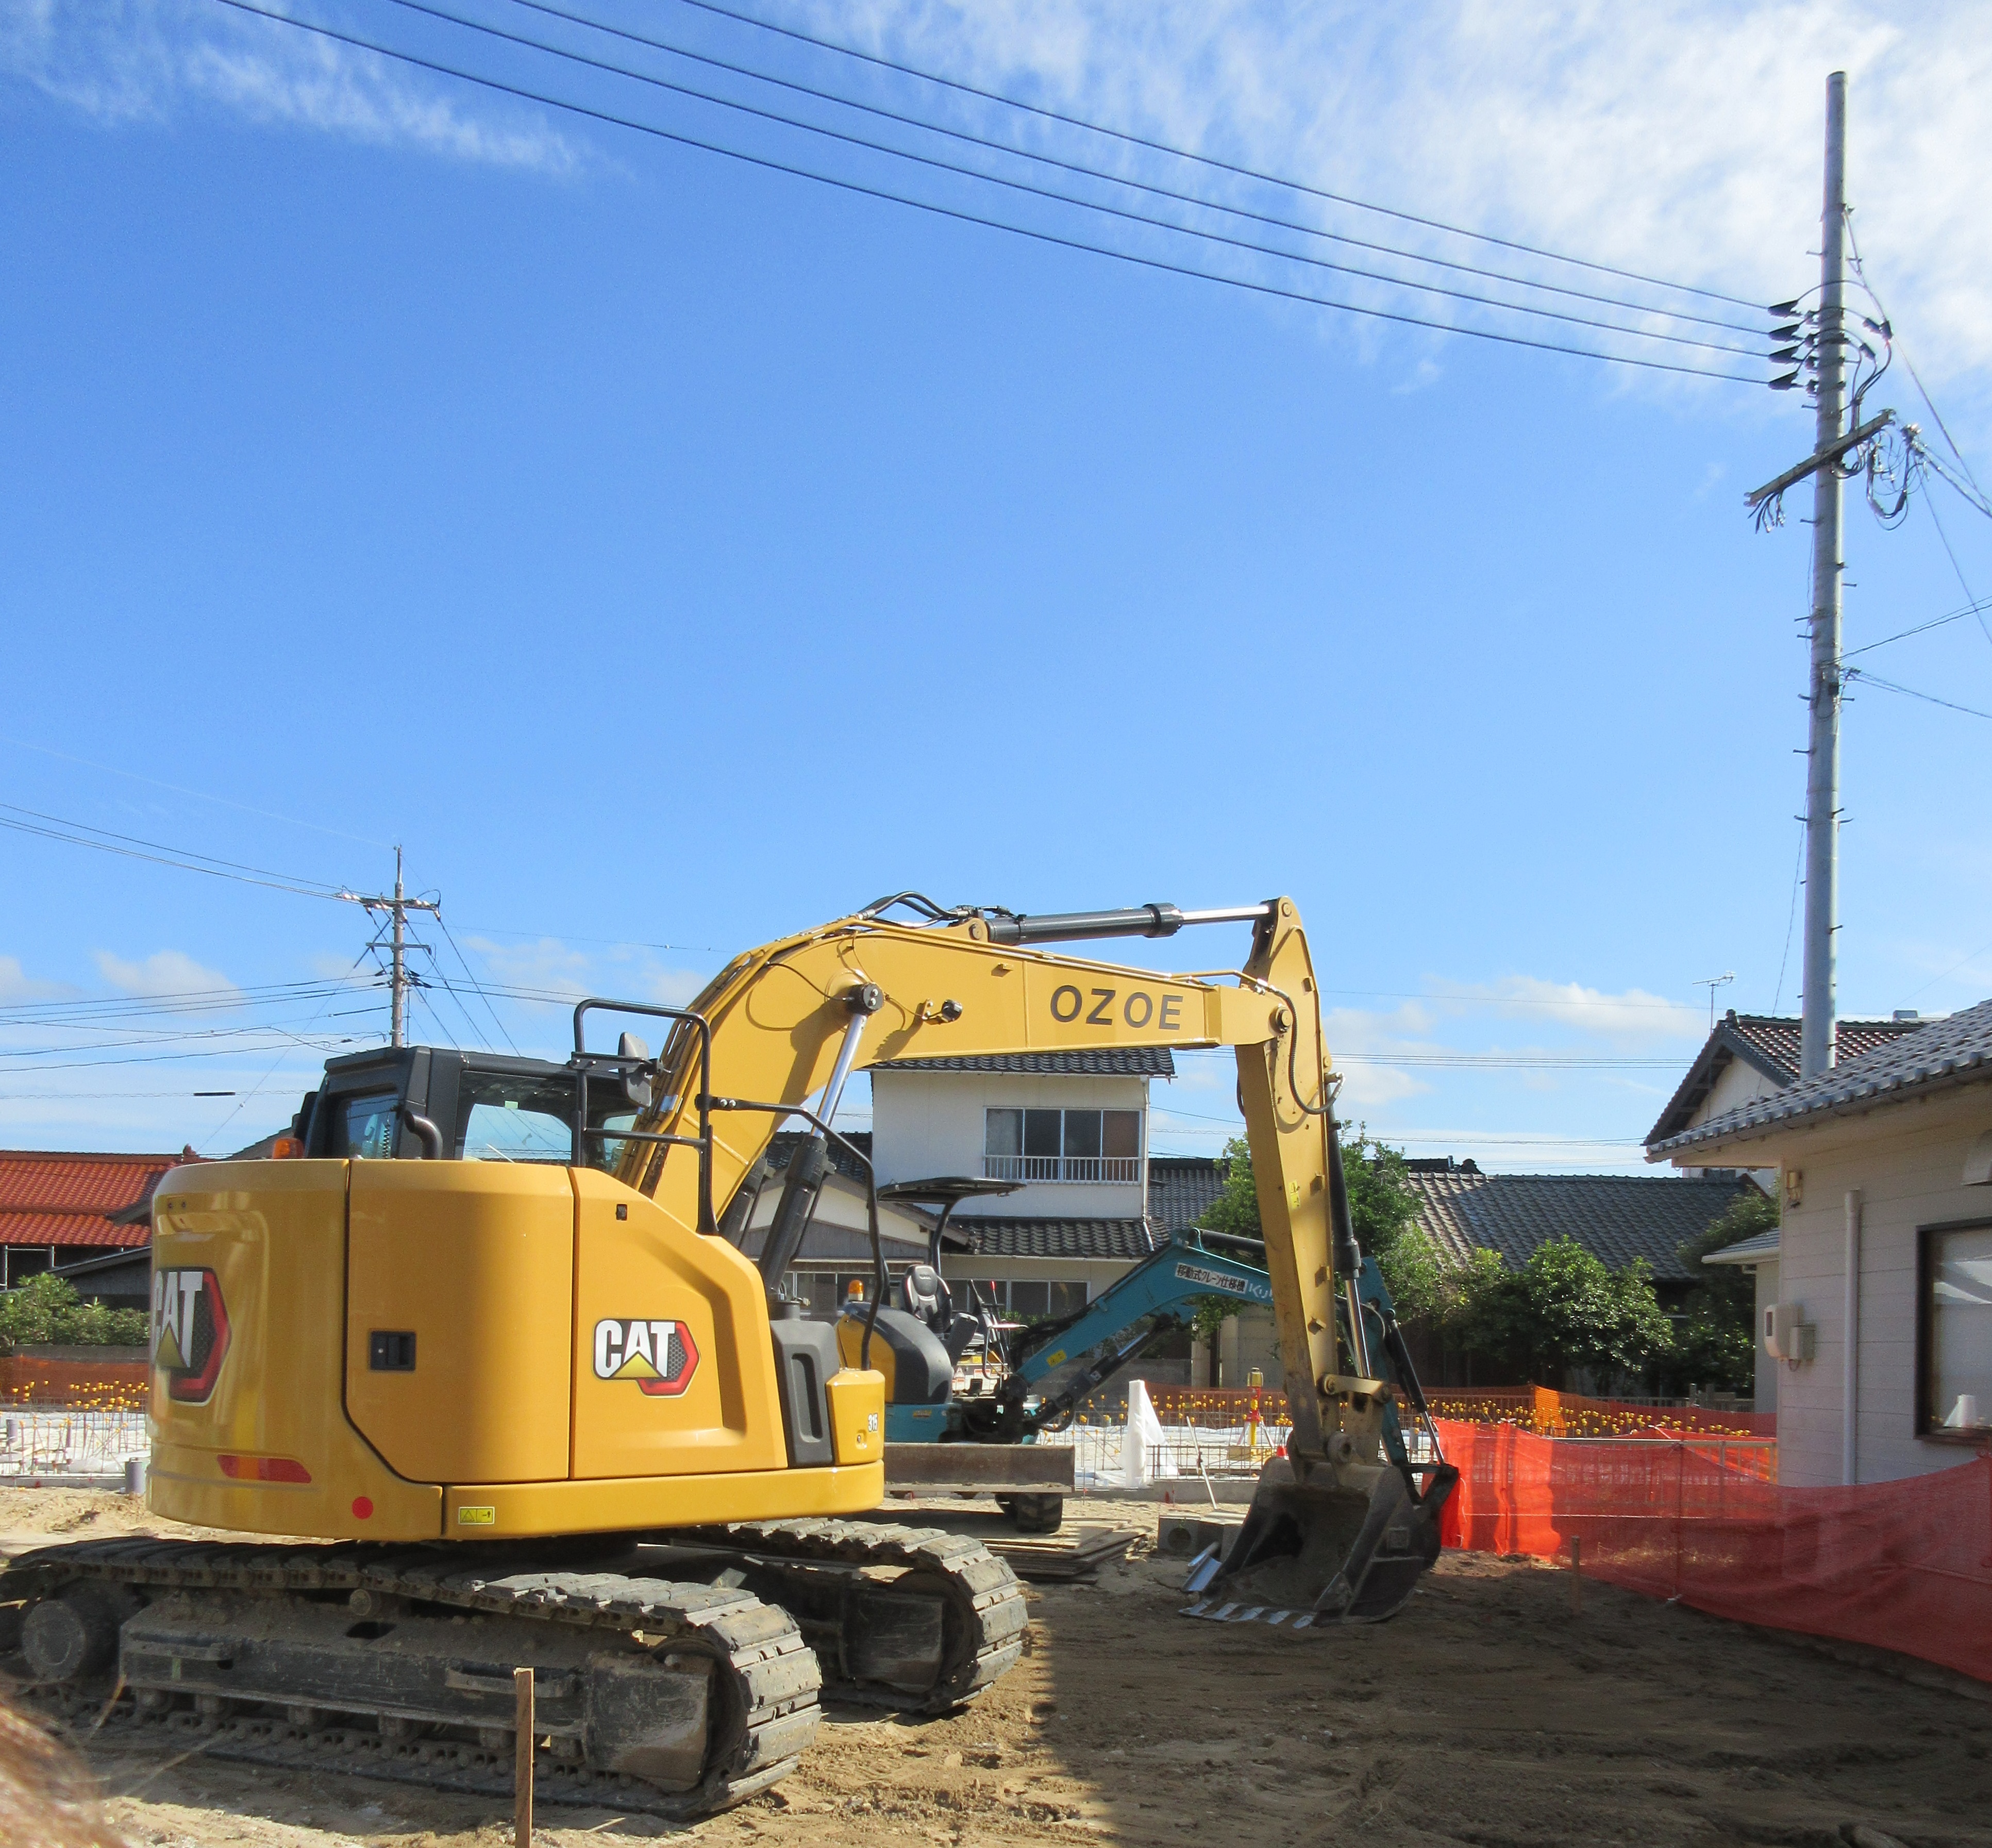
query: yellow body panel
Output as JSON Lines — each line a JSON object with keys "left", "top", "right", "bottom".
{"left": 824, "top": 1369, "right": 884, "bottom": 1464}
{"left": 444, "top": 1455, "right": 883, "bottom": 1536}
{"left": 146, "top": 1162, "right": 443, "bottom": 1539}
{"left": 569, "top": 1167, "right": 786, "bottom": 1480}
{"left": 346, "top": 1161, "right": 574, "bottom": 1484}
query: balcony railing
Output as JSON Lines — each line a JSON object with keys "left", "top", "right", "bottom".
{"left": 982, "top": 1154, "right": 1141, "bottom": 1185}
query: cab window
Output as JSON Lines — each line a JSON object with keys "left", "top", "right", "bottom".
{"left": 333, "top": 1092, "right": 401, "bottom": 1159}
{"left": 456, "top": 1072, "right": 575, "bottom": 1163}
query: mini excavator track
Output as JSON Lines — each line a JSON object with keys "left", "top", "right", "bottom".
{"left": 0, "top": 1538, "right": 820, "bottom": 1820}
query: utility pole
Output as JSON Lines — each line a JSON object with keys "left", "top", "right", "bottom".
{"left": 340, "top": 847, "right": 440, "bottom": 1048}
{"left": 1800, "top": 71, "right": 1849, "bottom": 1080}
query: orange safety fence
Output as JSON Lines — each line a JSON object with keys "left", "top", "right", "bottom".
{"left": 1429, "top": 1386, "right": 1772, "bottom": 1438}
{"left": 1433, "top": 1418, "right": 1992, "bottom": 1684}
{"left": 0, "top": 1359, "right": 149, "bottom": 1411}
{"left": 1143, "top": 1387, "right": 1286, "bottom": 1428}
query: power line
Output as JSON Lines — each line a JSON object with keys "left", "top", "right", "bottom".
{"left": 437, "top": 914, "right": 522, "bottom": 1054}
{"left": 1333, "top": 1052, "right": 1687, "bottom": 1069}
{"left": 470, "top": 0, "right": 1769, "bottom": 342}
{"left": 453, "top": 923, "right": 713, "bottom": 953}
{"left": 210, "top": 0, "right": 1763, "bottom": 384}
{"left": 1842, "top": 664, "right": 1992, "bottom": 723}
{"left": 0, "top": 732, "right": 392, "bottom": 850}
{"left": 666, "top": 0, "right": 1762, "bottom": 310}
{"left": 380, "top": 0, "right": 1767, "bottom": 358}
{"left": 1845, "top": 593, "right": 1992, "bottom": 658}
{"left": 0, "top": 800, "right": 349, "bottom": 900}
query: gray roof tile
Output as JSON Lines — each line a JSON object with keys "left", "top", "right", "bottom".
{"left": 1406, "top": 1171, "right": 1756, "bottom": 1283}
{"left": 949, "top": 1216, "right": 1162, "bottom": 1260}
{"left": 1646, "top": 1011, "right": 1928, "bottom": 1144}
{"left": 1648, "top": 998, "right": 1992, "bottom": 1156}
{"left": 871, "top": 1048, "right": 1176, "bottom": 1076}
{"left": 1146, "top": 1155, "right": 1227, "bottom": 1233}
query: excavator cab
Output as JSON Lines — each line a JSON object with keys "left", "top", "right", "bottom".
{"left": 291, "top": 1045, "right": 646, "bottom": 1168}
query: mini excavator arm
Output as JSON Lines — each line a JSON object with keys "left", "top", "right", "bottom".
{"left": 602, "top": 897, "right": 1453, "bottom": 1621}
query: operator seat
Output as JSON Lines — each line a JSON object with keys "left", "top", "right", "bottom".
{"left": 901, "top": 1264, "right": 951, "bottom": 1328}
{"left": 901, "top": 1263, "right": 991, "bottom": 1364}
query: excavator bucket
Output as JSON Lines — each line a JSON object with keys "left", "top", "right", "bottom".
{"left": 1182, "top": 1455, "right": 1459, "bottom": 1627}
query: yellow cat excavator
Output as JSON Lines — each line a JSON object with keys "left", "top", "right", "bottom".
{"left": 0, "top": 895, "right": 1453, "bottom": 1818}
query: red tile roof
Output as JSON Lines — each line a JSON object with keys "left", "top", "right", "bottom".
{"left": 0, "top": 1151, "right": 185, "bottom": 1252}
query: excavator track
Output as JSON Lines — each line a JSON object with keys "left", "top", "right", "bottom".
{"left": 667, "top": 1518, "right": 1028, "bottom": 1712}
{"left": 0, "top": 1538, "right": 821, "bottom": 1820}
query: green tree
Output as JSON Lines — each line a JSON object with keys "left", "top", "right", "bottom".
{"left": 1192, "top": 1128, "right": 1422, "bottom": 1350}
{"left": 1453, "top": 1239, "right": 1673, "bottom": 1384}
{"left": 1196, "top": 1128, "right": 1420, "bottom": 1254}
{"left": 1663, "top": 1184, "right": 1776, "bottom": 1392}
{"left": 0, "top": 1273, "right": 149, "bottom": 1351}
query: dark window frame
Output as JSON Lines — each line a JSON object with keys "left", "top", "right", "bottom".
{"left": 1915, "top": 1213, "right": 1992, "bottom": 1442}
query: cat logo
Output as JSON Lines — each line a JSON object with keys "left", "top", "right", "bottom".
{"left": 592, "top": 1318, "right": 699, "bottom": 1396}
{"left": 153, "top": 1267, "right": 230, "bottom": 1404}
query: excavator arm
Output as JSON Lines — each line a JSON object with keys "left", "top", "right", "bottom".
{"left": 601, "top": 896, "right": 1453, "bottom": 1623}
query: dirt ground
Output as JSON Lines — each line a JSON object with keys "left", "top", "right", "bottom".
{"left": 3, "top": 1484, "right": 1987, "bottom": 1848}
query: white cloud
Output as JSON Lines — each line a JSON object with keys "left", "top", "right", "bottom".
{"left": 1442, "top": 975, "right": 1703, "bottom": 1045}
{"left": 464, "top": 936, "right": 709, "bottom": 1015}
{"left": 467, "top": 934, "right": 593, "bottom": 1005}
{"left": 94, "top": 947, "right": 238, "bottom": 999}
{"left": 2, "top": 0, "right": 579, "bottom": 172}
{"left": 0, "top": 954, "right": 70, "bottom": 1003}
{"left": 827, "top": 1, "right": 1992, "bottom": 411}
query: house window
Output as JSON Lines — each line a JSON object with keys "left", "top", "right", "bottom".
{"left": 983, "top": 1109, "right": 1141, "bottom": 1183}
{"left": 1919, "top": 1220, "right": 1992, "bottom": 1436}
{"left": 995, "top": 1279, "right": 1088, "bottom": 1321}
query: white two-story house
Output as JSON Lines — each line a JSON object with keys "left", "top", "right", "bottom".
{"left": 868, "top": 1047, "right": 1214, "bottom": 1323}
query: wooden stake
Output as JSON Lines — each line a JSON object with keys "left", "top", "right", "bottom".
{"left": 514, "top": 1667, "right": 534, "bottom": 1847}
{"left": 1569, "top": 1536, "right": 1583, "bottom": 1616}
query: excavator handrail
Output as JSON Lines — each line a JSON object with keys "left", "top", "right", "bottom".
{"left": 572, "top": 997, "right": 718, "bottom": 1236}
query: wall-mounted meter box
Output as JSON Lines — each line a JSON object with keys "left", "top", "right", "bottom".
{"left": 1764, "top": 1301, "right": 1815, "bottom": 1363}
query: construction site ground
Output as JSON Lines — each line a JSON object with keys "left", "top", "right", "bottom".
{"left": 2, "top": 1484, "right": 1986, "bottom": 1848}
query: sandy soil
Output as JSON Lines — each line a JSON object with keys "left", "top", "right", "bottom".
{"left": 3, "top": 1485, "right": 1987, "bottom": 1848}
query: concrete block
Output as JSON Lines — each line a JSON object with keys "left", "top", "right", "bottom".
{"left": 1156, "top": 1513, "right": 1242, "bottom": 1559}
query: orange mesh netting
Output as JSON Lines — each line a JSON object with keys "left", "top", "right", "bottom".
{"left": 1427, "top": 1386, "right": 1773, "bottom": 1439}
{"left": 1433, "top": 1419, "right": 1992, "bottom": 1683}
{"left": 0, "top": 1359, "right": 148, "bottom": 1410}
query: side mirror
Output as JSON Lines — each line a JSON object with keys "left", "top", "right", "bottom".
{"left": 618, "top": 1032, "right": 654, "bottom": 1110}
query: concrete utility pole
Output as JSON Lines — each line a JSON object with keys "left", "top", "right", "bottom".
{"left": 1800, "top": 71, "right": 1848, "bottom": 1080}
{"left": 341, "top": 846, "right": 440, "bottom": 1048}
{"left": 390, "top": 846, "right": 410, "bottom": 1048}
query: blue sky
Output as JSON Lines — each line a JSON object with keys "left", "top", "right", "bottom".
{"left": 3, "top": 0, "right": 1989, "bottom": 1169}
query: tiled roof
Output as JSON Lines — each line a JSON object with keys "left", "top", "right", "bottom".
{"left": 949, "top": 1217, "right": 1161, "bottom": 1261}
{"left": 1702, "top": 1228, "right": 1779, "bottom": 1266}
{"left": 871, "top": 1049, "right": 1176, "bottom": 1076}
{"left": 1649, "top": 998, "right": 1992, "bottom": 1157}
{"left": 1646, "top": 1011, "right": 1929, "bottom": 1145}
{"left": 0, "top": 1151, "right": 181, "bottom": 1251}
{"left": 767, "top": 1129, "right": 873, "bottom": 1183}
{"left": 1146, "top": 1156, "right": 1227, "bottom": 1233}
{"left": 1405, "top": 1171, "right": 1757, "bottom": 1283}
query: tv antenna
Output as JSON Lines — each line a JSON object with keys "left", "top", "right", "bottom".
{"left": 1693, "top": 971, "right": 1736, "bottom": 1031}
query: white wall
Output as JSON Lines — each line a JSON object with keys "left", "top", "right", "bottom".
{"left": 1690, "top": 1087, "right": 1992, "bottom": 1487}
{"left": 1681, "top": 1059, "right": 1782, "bottom": 1188}
{"left": 869, "top": 1069, "right": 1148, "bottom": 1220}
